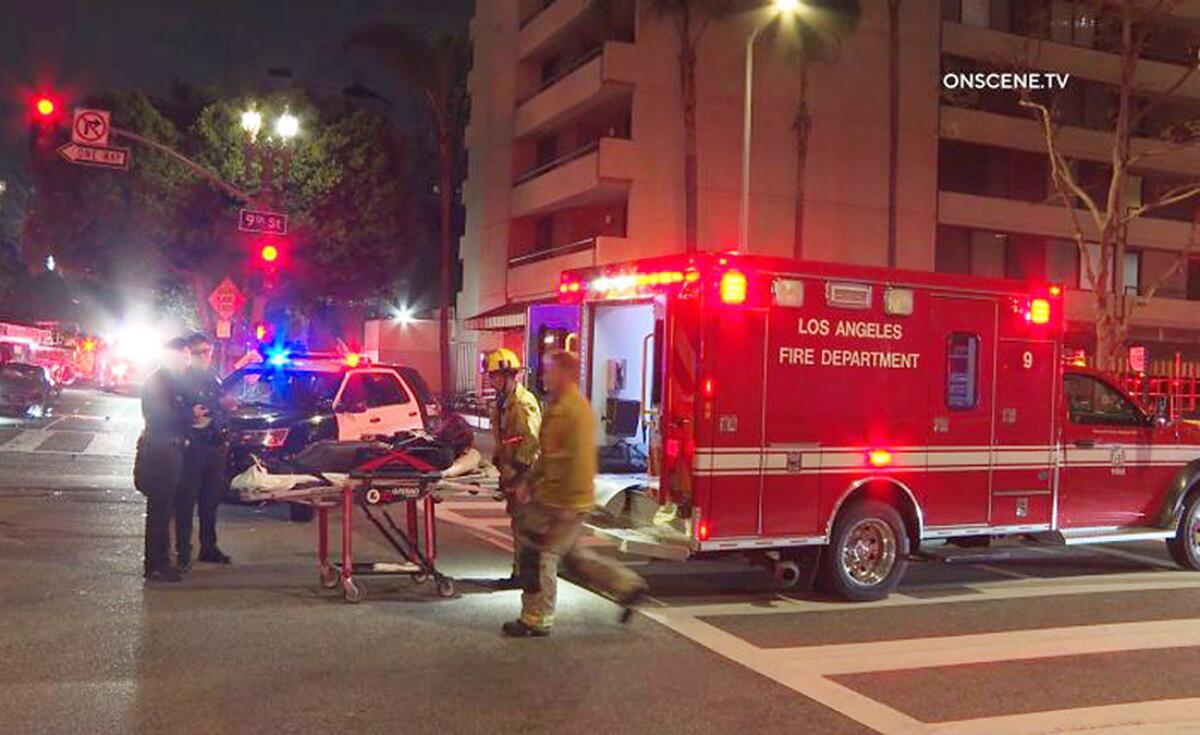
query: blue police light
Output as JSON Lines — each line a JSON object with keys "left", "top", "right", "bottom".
{"left": 266, "top": 349, "right": 291, "bottom": 367}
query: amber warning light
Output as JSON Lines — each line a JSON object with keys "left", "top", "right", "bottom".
{"left": 1028, "top": 298, "right": 1051, "bottom": 325}
{"left": 868, "top": 449, "right": 893, "bottom": 468}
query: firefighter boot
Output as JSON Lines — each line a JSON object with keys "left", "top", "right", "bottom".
{"left": 502, "top": 619, "right": 551, "bottom": 638}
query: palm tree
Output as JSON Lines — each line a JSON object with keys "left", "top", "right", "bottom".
{"left": 348, "top": 24, "right": 469, "bottom": 405}
{"left": 777, "top": 0, "right": 860, "bottom": 259}
{"left": 646, "top": 0, "right": 735, "bottom": 253}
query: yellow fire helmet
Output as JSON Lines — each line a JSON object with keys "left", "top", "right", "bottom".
{"left": 484, "top": 347, "right": 522, "bottom": 373}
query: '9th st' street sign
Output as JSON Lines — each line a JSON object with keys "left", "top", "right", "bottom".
{"left": 238, "top": 208, "right": 288, "bottom": 236}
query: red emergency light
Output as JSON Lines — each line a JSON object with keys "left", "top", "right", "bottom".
{"left": 343, "top": 353, "right": 362, "bottom": 368}
{"left": 34, "top": 96, "right": 55, "bottom": 118}
{"left": 696, "top": 517, "right": 711, "bottom": 542}
{"left": 559, "top": 268, "right": 700, "bottom": 303}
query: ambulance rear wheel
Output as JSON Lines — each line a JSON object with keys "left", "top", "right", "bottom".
{"left": 820, "top": 500, "right": 909, "bottom": 602}
{"left": 1167, "top": 492, "right": 1200, "bottom": 570}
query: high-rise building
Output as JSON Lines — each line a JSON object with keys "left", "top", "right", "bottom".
{"left": 458, "top": 0, "right": 1200, "bottom": 380}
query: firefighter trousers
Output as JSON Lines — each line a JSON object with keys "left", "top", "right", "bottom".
{"left": 504, "top": 492, "right": 524, "bottom": 577}
{"left": 516, "top": 501, "right": 645, "bottom": 630}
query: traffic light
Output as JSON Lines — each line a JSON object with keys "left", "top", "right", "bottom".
{"left": 30, "top": 92, "right": 61, "bottom": 123}
{"left": 28, "top": 90, "right": 64, "bottom": 153}
{"left": 254, "top": 239, "right": 284, "bottom": 269}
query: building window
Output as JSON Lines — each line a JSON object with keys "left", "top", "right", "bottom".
{"left": 1080, "top": 245, "right": 1139, "bottom": 295}
{"left": 535, "top": 217, "right": 554, "bottom": 251}
{"left": 1050, "top": 1, "right": 1097, "bottom": 48}
{"left": 946, "top": 332, "right": 981, "bottom": 410}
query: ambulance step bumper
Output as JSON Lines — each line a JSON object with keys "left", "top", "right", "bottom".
{"left": 1057, "top": 527, "right": 1175, "bottom": 545}
{"left": 913, "top": 549, "right": 1019, "bottom": 565}
{"left": 585, "top": 525, "right": 692, "bottom": 561}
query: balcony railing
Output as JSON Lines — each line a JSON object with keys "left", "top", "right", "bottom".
{"left": 519, "top": 45, "right": 603, "bottom": 106}
{"left": 519, "top": 0, "right": 556, "bottom": 28}
{"left": 514, "top": 139, "right": 601, "bottom": 185}
{"left": 509, "top": 236, "right": 599, "bottom": 267}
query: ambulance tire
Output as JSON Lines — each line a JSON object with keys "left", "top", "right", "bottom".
{"left": 819, "top": 500, "right": 909, "bottom": 602}
{"left": 1167, "top": 491, "right": 1200, "bottom": 571}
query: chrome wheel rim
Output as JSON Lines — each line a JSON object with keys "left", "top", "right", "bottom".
{"left": 841, "top": 518, "right": 896, "bottom": 586}
{"left": 1190, "top": 508, "right": 1200, "bottom": 555}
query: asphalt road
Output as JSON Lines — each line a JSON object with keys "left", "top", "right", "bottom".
{"left": 2, "top": 389, "right": 1200, "bottom": 734}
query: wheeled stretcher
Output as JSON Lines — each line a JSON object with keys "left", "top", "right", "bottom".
{"left": 232, "top": 440, "right": 500, "bottom": 602}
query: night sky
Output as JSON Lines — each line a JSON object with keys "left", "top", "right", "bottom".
{"left": 0, "top": 0, "right": 474, "bottom": 164}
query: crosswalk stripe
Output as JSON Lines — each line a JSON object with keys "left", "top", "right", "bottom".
{"left": 659, "top": 570, "right": 1200, "bottom": 618}
{"left": 2, "top": 429, "right": 54, "bottom": 452}
{"left": 765, "top": 618, "right": 1200, "bottom": 675}
{"left": 927, "top": 698, "right": 1200, "bottom": 735}
{"left": 81, "top": 431, "right": 134, "bottom": 456}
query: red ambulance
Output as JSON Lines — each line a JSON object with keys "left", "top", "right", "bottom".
{"left": 555, "top": 252, "right": 1200, "bottom": 600}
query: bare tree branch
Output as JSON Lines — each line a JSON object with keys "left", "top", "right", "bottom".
{"left": 1123, "top": 182, "right": 1200, "bottom": 220}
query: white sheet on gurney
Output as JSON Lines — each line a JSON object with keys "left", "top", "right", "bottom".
{"left": 231, "top": 447, "right": 499, "bottom": 502}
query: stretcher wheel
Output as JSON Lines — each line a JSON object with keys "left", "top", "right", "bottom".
{"left": 412, "top": 571, "right": 430, "bottom": 584}
{"left": 319, "top": 564, "right": 338, "bottom": 589}
{"left": 436, "top": 579, "right": 456, "bottom": 598}
{"left": 342, "top": 578, "right": 364, "bottom": 603}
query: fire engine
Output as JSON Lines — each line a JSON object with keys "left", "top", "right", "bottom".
{"left": 546, "top": 252, "right": 1200, "bottom": 601}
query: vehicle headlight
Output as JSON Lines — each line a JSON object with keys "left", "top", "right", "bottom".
{"left": 238, "top": 428, "right": 290, "bottom": 448}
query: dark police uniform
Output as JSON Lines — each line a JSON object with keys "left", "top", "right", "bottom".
{"left": 176, "top": 367, "right": 230, "bottom": 564}
{"left": 136, "top": 368, "right": 190, "bottom": 576}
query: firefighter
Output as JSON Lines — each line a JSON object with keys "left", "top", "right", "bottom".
{"left": 175, "top": 332, "right": 232, "bottom": 569}
{"left": 485, "top": 347, "right": 542, "bottom": 589}
{"left": 135, "top": 337, "right": 192, "bottom": 583}
{"left": 502, "top": 349, "right": 647, "bottom": 637}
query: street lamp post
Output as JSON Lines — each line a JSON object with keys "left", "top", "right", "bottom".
{"left": 240, "top": 104, "right": 300, "bottom": 204}
{"left": 740, "top": 0, "right": 803, "bottom": 253}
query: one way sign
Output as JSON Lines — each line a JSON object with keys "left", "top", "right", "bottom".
{"left": 58, "top": 143, "right": 130, "bottom": 170}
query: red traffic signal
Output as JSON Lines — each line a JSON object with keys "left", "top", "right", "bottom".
{"left": 254, "top": 239, "right": 285, "bottom": 269}
{"left": 30, "top": 93, "right": 61, "bottom": 122}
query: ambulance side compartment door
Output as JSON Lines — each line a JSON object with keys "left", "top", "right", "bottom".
{"left": 991, "top": 340, "right": 1056, "bottom": 526}
{"left": 700, "top": 308, "right": 767, "bottom": 538}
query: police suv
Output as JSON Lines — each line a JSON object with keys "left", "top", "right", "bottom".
{"left": 222, "top": 350, "right": 435, "bottom": 520}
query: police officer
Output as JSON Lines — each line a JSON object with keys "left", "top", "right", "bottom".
{"left": 175, "top": 332, "right": 232, "bottom": 569}
{"left": 485, "top": 347, "right": 541, "bottom": 589}
{"left": 503, "top": 350, "right": 647, "bottom": 637}
{"left": 136, "top": 337, "right": 192, "bottom": 583}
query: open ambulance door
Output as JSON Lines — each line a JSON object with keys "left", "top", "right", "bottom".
{"left": 581, "top": 299, "right": 662, "bottom": 489}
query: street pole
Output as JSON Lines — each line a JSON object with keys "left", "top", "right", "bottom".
{"left": 740, "top": 23, "right": 766, "bottom": 254}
